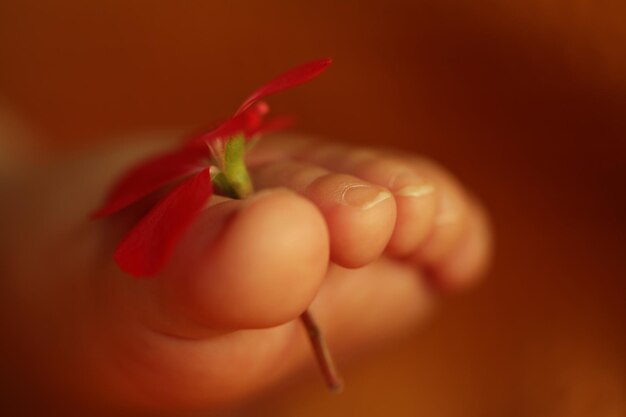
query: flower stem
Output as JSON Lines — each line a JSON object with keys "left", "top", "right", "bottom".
{"left": 223, "top": 135, "right": 253, "bottom": 199}
{"left": 300, "top": 309, "right": 343, "bottom": 393}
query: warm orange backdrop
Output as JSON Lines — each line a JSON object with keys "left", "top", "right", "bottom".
{"left": 1, "top": 1, "right": 624, "bottom": 416}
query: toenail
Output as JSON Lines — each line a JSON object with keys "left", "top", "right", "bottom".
{"left": 341, "top": 184, "right": 392, "bottom": 210}
{"left": 396, "top": 183, "right": 435, "bottom": 198}
{"left": 389, "top": 173, "right": 435, "bottom": 199}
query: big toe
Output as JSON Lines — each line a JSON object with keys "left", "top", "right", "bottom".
{"left": 164, "top": 189, "right": 330, "bottom": 330}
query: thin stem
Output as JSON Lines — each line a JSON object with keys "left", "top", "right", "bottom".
{"left": 223, "top": 135, "right": 253, "bottom": 199}
{"left": 300, "top": 309, "right": 343, "bottom": 393}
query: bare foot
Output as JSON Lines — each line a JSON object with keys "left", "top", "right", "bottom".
{"left": 0, "top": 133, "right": 491, "bottom": 414}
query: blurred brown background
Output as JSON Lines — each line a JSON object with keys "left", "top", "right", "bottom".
{"left": 1, "top": 1, "right": 624, "bottom": 416}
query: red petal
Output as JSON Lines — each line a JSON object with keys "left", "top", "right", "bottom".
{"left": 187, "top": 102, "right": 269, "bottom": 147}
{"left": 236, "top": 58, "right": 332, "bottom": 115}
{"left": 92, "top": 146, "right": 206, "bottom": 218}
{"left": 114, "top": 168, "right": 213, "bottom": 277}
{"left": 249, "top": 115, "right": 295, "bottom": 137}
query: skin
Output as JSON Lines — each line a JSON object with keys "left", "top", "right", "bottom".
{"left": 0, "top": 132, "right": 491, "bottom": 415}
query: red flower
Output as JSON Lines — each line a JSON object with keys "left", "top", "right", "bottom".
{"left": 93, "top": 58, "right": 332, "bottom": 277}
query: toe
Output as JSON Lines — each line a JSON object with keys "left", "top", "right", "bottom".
{"left": 403, "top": 159, "right": 493, "bottom": 291}
{"left": 164, "top": 189, "right": 330, "bottom": 330}
{"left": 103, "top": 189, "right": 331, "bottom": 335}
{"left": 410, "top": 159, "right": 471, "bottom": 265}
{"left": 427, "top": 200, "right": 493, "bottom": 291}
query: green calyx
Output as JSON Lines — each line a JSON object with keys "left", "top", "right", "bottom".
{"left": 212, "top": 134, "right": 253, "bottom": 200}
